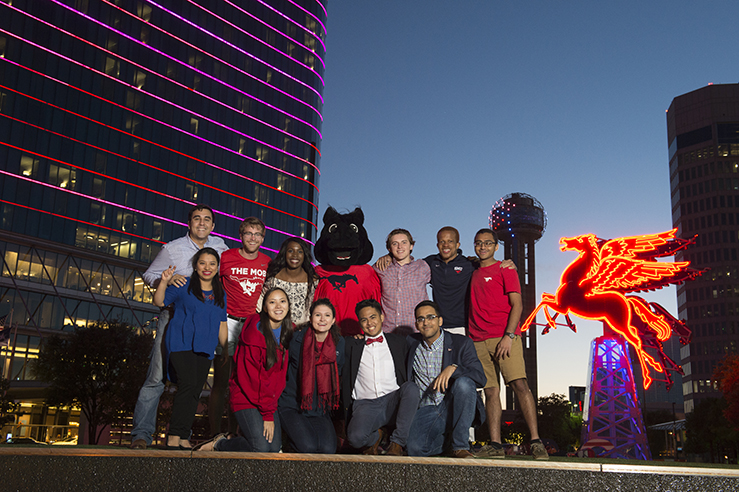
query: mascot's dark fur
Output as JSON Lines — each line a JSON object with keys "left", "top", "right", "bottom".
{"left": 314, "top": 207, "right": 381, "bottom": 335}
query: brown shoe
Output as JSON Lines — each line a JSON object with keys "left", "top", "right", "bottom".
{"left": 531, "top": 441, "right": 549, "bottom": 460}
{"left": 362, "top": 428, "right": 386, "bottom": 455}
{"left": 386, "top": 442, "right": 404, "bottom": 456}
{"left": 130, "top": 439, "right": 147, "bottom": 450}
{"left": 452, "top": 449, "right": 474, "bottom": 459}
{"left": 476, "top": 443, "right": 505, "bottom": 459}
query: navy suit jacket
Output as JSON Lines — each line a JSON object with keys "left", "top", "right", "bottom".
{"left": 342, "top": 332, "right": 408, "bottom": 421}
{"left": 407, "top": 330, "right": 486, "bottom": 425}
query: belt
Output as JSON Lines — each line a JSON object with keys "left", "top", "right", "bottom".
{"left": 227, "top": 315, "right": 248, "bottom": 322}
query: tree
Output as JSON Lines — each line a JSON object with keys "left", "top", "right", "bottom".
{"left": 33, "top": 321, "right": 153, "bottom": 445}
{"left": 537, "top": 393, "right": 582, "bottom": 452}
{"left": 0, "top": 377, "right": 20, "bottom": 427}
{"left": 685, "top": 398, "right": 739, "bottom": 463}
{"left": 714, "top": 355, "right": 739, "bottom": 431}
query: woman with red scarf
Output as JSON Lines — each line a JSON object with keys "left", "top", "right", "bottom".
{"left": 278, "top": 298, "right": 344, "bottom": 453}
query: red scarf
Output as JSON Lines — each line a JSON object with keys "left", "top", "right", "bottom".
{"left": 299, "top": 329, "right": 340, "bottom": 411}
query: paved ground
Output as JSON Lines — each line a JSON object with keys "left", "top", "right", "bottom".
{"left": 1, "top": 447, "right": 737, "bottom": 492}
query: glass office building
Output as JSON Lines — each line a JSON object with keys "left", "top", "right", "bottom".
{"left": 0, "top": 0, "right": 326, "bottom": 434}
{"left": 667, "top": 84, "right": 739, "bottom": 414}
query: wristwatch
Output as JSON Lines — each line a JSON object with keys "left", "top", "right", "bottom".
{"left": 505, "top": 332, "right": 516, "bottom": 340}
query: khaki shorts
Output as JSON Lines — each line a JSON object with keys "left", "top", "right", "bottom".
{"left": 474, "top": 336, "right": 527, "bottom": 389}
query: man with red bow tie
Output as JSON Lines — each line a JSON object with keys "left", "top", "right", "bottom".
{"left": 342, "top": 299, "right": 419, "bottom": 456}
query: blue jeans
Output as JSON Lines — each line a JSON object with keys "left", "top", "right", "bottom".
{"left": 216, "top": 408, "right": 281, "bottom": 452}
{"left": 406, "top": 376, "right": 477, "bottom": 456}
{"left": 347, "top": 381, "right": 419, "bottom": 449}
{"left": 130, "top": 309, "right": 170, "bottom": 444}
{"left": 278, "top": 406, "right": 336, "bottom": 454}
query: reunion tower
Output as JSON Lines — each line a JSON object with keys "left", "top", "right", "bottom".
{"left": 489, "top": 192, "right": 547, "bottom": 408}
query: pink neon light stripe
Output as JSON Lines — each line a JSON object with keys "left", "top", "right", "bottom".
{"left": 0, "top": 142, "right": 316, "bottom": 232}
{"left": 283, "top": 0, "right": 327, "bottom": 39}
{"left": 252, "top": 0, "right": 326, "bottom": 54}
{"left": 0, "top": 12, "right": 322, "bottom": 176}
{"left": 95, "top": 2, "right": 324, "bottom": 135}
{"left": 50, "top": 0, "right": 323, "bottom": 124}
{"left": 4, "top": 4, "right": 322, "bottom": 159}
{"left": 220, "top": 0, "right": 326, "bottom": 69}
{"left": 144, "top": 0, "right": 324, "bottom": 104}
{"left": 0, "top": 110, "right": 317, "bottom": 215}
{"left": 183, "top": 0, "right": 324, "bottom": 83}
{"left": 0, "top": 82, "right": 318, "bottom": 217}
{"left": 0, "top": 47, "right": 321, "bottom": 190}
{"left": 0, "top": 170, "right": 313, "bottom": 247}
{"left": 0, "top": 198, "right": 166, "bottom": 245}
{"left": 313, "top": 0, "right": 328, "bottom": 19}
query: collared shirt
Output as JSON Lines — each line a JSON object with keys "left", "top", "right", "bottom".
{"left": 424, "top": 250, "right": 475, "bottom": 329}
{"left": 143, "top": 233, "right": 228, "bottom": 287}
{"left": 468, "top": 262, "right": 521, "bottom": 341}
{"left": 374, "top": 256, "right": 430, "bottom": 332}
{"left": 412, "top": 330, "right": 445, "bottom": 407}
{"left": 352, "top": 335, "right": 399, "bottom": 400}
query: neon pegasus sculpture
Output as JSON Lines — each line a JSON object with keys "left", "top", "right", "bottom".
{"left": 521, "top": 229, "right": 704, "bottom": 390}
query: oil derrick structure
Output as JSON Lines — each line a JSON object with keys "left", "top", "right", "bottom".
{"left": 490, "top": 192, "right": 547, "bottom": 408}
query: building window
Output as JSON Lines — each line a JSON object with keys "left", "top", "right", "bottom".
{"left": 20, "top": 155, "right": 39, "bottom": 178}
{"left": 48, "top": 164, "right": 77, "bottom": 190}
{"left": 104, "top": 57, "right": 120, "bottom": 77}
{"left": 185, "top": 183, "right": 198, "bottom": 200}
{"left": 137, "top": 2, "right": 152, "bottom": 21}
{"left": 126, "top": 116, "right": 141, "bottom": 134}
{"left": 74, "top": 0, "right": 88, "bottom": 13}
{"left": 92, "top": 178, "right": 106, "bottom": 198}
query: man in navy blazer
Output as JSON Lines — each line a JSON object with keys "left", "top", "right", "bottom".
{"left": 342, "top": 299, "right": 420, "bottom": 456}
{"left": 406, "top": 300, "right": 486, "bottom": 458}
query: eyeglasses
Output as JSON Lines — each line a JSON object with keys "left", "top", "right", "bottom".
{"left": 415, "top": 314, "right": 439, "bottom": 324}
{"left": 474, "top": 241, "right": 497, "bottom": 248}
{"left": 241, "top": 232, "right": 264, "bottom": 238}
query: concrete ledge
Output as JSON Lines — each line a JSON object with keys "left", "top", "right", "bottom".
{"left": 1, "top": 448, "right": 737, "bottom": 492}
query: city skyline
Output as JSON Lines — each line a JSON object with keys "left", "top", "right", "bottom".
{"left": 316, "top": 1, "right": 739, "bottom": 399}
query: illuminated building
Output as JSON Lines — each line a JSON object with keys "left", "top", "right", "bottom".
{"left": 0, "top": 0, "right": 326, "bottom": 439}
{"left": 490, "top": 192, "right": 546, "bottom": 406}
{"left": 667, "top": 84, "right": 739, "bottom": 414}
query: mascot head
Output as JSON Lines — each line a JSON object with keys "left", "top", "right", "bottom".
{"left": 314, "top": 207, "right": 374, "bottom": 266}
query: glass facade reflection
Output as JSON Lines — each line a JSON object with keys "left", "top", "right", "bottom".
{"left": 0, "top": 0, "right": 327, "bottom": 426}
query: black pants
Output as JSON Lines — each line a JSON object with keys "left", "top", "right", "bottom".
{"left": 168, "top": 351, "right": 212, "bottom": 439}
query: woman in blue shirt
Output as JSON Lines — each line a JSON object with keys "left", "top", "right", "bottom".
{"left": 154, "top": 247, "right": 227, "bottom": 450}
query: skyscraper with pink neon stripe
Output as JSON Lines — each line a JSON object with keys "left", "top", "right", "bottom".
{"left": 0, "top": 0, "right": 326, "bottom": 435}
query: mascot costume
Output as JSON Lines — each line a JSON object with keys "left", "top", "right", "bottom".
{"left": 313, "top": 207, "right": 381, "bottom": 336}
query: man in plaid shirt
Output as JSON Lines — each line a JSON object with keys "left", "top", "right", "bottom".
{"left": 373, "top": 229, "right": 430, "bottom": 336}
{"left": 405, "top": 300, "right": 486, "bottom": 458}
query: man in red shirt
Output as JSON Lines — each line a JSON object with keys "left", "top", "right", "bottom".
{"left": 209, "top": 217, "right": 271, "bottom": 436}
{"left": 468, "top": 228, "right": 547, "bottom": 460}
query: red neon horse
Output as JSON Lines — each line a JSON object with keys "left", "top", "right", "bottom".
{"left": 521, "top": 229, "right": 703, "bottom": 389}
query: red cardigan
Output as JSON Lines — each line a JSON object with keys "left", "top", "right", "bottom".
{"left": 229, "top": 315, "right": 289, "bottom": 421}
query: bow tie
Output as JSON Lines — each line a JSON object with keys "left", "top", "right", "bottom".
{"left": 366, "top": 336, "right": 384, "bottom": 346}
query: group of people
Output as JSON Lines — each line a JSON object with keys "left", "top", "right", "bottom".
{"left": 128, "top": 204, "right": 548, "bottom": 459}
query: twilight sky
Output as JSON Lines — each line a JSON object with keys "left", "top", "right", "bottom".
{"left": 314, "top": 1, "right": 739, "bottom": 398}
